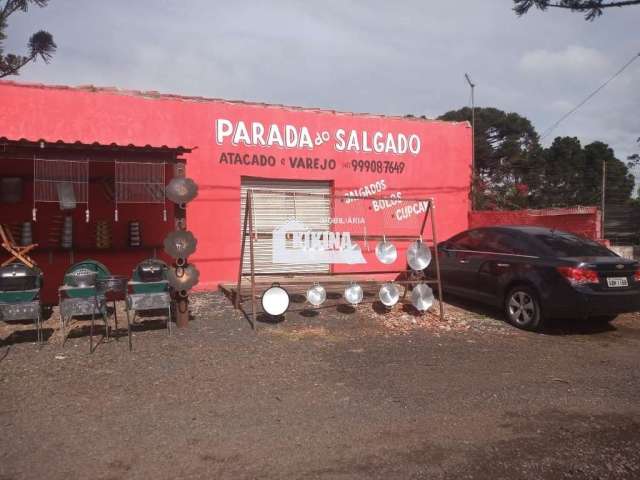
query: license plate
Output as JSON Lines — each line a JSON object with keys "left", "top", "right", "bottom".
{"left": 607, "top": 277, "right": 628, "bottom": 288}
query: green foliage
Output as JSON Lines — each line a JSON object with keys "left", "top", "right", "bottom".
{"left": 513, "top": 1, "right": 640, "bottom": 21}
{"left": 438, "top": 107, "right": 541, "bottom": 210}
{"left": 437, "top": 107, "right": 638, "bottom": 212}
{"left": 0, "top": 0, "right": 56, "bottom": 78}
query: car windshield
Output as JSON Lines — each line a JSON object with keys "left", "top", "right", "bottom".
{"left": 534, "top": 232, "right": 615, "bottom": 258}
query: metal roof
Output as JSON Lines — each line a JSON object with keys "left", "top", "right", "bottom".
{"left": 0, "top": 137, "right": 192, "bottom": 155}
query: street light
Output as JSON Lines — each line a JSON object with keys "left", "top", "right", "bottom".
{"left": 465, "top": 73, "right": 476, "bottom": 210}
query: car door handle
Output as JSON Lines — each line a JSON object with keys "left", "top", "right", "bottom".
{"left": 496, "top": 263, "right": 510, "bottom": 267}
{"left": 459, "top": 259, "right": 469, "bottom": 264}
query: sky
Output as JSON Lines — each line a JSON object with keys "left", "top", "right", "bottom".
{"left": 4, "top": 0, "right": 640, "bottom": 161}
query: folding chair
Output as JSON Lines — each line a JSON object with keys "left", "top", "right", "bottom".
{"left": 0, "top": 224, "right": 38, "bottom": 269}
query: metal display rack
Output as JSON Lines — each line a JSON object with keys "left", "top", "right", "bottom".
{"left": 233, "top": 189, "right": 444, "bottom": 328}
{"left": 33, "top": 157, "right": 89, "bottom": 220}
{"left": 114, "top": 161, "right": 167, "bottom": 221}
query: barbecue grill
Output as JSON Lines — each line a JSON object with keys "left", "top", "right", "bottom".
{"left": 59, "top": 259, "right": 111, "bottom": 348}
{"left": 125, "top": 258, "right": 172, "bottom": 350}
{"left": 0, "top": 263, "right": 43, "bottom": 344}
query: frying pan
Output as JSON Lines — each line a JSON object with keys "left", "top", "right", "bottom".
{"left": 410, "top": 283, "right": 434, "bottom": 311}
{"left": 306, "top": 283, "right": 327, "bottom": 307}
{"left": 378, "top": 282, "right": 400, "bottom": 307}
{"left": 375, "top": 238, "right": 397, "bottom": 264}
{"left": 407, "top": 239, "right": 432, "bottom": 271}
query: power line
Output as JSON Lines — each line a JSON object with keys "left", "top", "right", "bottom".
{"left": 540, "top": 51, "right": 640, "bottom": 140}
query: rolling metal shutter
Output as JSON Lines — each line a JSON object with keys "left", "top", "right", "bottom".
{"left": 240, "top": 178, "right": 331, "bottom": 274}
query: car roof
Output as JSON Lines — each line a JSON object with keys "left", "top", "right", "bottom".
{"left": 479, "top": 225, "right": 569, "bottom": 236}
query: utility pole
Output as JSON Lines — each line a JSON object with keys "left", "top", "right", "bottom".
{"left": 465, "top": 73, "right": 476, "bottom": 210}
{"left": 601, "top": 158, "right": 607, "bottom": 240}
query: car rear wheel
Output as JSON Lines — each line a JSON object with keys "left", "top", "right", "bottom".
{"left": 505, "top": 286, "right": 543, "bottom": 331}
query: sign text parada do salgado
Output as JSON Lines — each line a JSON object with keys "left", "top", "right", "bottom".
{"left": 215, "top": 119, "right": 421, "bottom": 156}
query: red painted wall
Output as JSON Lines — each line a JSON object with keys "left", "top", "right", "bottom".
{"left": 0, "top": 81, "right": 471, "bottom": 293}
{"left": 469, "top": 207, "right": 601, "bottom": 240}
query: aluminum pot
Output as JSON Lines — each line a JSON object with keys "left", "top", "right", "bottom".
{"left": 378, "top": 282, "right": 400, "bottom": 307}
{"left": 410, "top": 283, "right": 434, "bottom": 312}
{"left": 407, "top": 240, "right": 432, "bottom": 271}
{"left": 375, "top": 240, "right": 397, "bottom": 264}
{"left": 306, "top": 283, "right": 326, "bottom": 307}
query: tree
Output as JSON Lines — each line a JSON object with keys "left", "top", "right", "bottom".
{"left": 629, "top": 137, "right": 640, "bottom": 163}
{"left": 438, "top": 107, "right": 542, "bottom": 210}
{"left": 513, "top": 0, "right": 640, "bottom": 20}
{"left": 0, "top": 0, "right": 56, "bottom": 78}
{"left": 435, "top": 105, "right": 638, "bottom": 212}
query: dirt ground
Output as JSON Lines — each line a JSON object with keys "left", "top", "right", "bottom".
{"left": 1, "top": 290, "right": 640, "bottom": 480}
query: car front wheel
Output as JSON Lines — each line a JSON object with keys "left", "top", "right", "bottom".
{"left": 505, "top": 286, "right": 543, "bottom": 331}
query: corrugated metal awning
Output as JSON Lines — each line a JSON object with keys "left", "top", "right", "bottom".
{"left": 0, "top": 137, "right": 192, "bottom": 155}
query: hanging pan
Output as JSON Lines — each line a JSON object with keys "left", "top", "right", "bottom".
{"left": 378, "top": 282, "right": 400, "bottom": 307}
{"left": 375, "top": 237, "right": 397, "bottom": 265}
{"left": 163, "top": 230, "right": 197, "bottom": 259}
{"left": 165, "top": 177, "right": 198, "bottom": 205}
{"left": 407, "top": 239, "right": 432, "bottom": 271}
{"left": 306, "top": 283, "right": 327, "bottom": 307}
{"left": 167, "top": 263, "right": 200, "bottom": 290}
{"left": 410, "top": 283, "right": 434, "bottom": 312}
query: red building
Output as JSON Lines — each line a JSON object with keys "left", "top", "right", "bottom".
{"left": 0, "top": 81, "right": 471, "bottom": 303}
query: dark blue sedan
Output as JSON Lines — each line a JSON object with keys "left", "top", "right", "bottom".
{"left": 430, "top": 226, "right": 640, "bottom": 331}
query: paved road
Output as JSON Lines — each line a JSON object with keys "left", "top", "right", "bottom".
{"left": 1, "top": 292, "right": 639, "bottom": 479}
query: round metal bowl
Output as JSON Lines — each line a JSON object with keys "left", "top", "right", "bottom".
{"left": 407, "top": 240, "right": 432, "bottom": 271}
{"left": 344, "top": 283, "right": 363, "bottom": 306}
{"left": 375, "top": 240, "right": 397, "bottom": 264}
{"left": 262, "top": 284, "right": 290, "bottom": 317}
{"left": 411, "top": 283, "right": 435, "bottom": 311}
{"left": 378, "top": 283, "right": 400, "bottom": 307}
{"left": 306, "top": 284, "right": 326, "bottom": 307}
